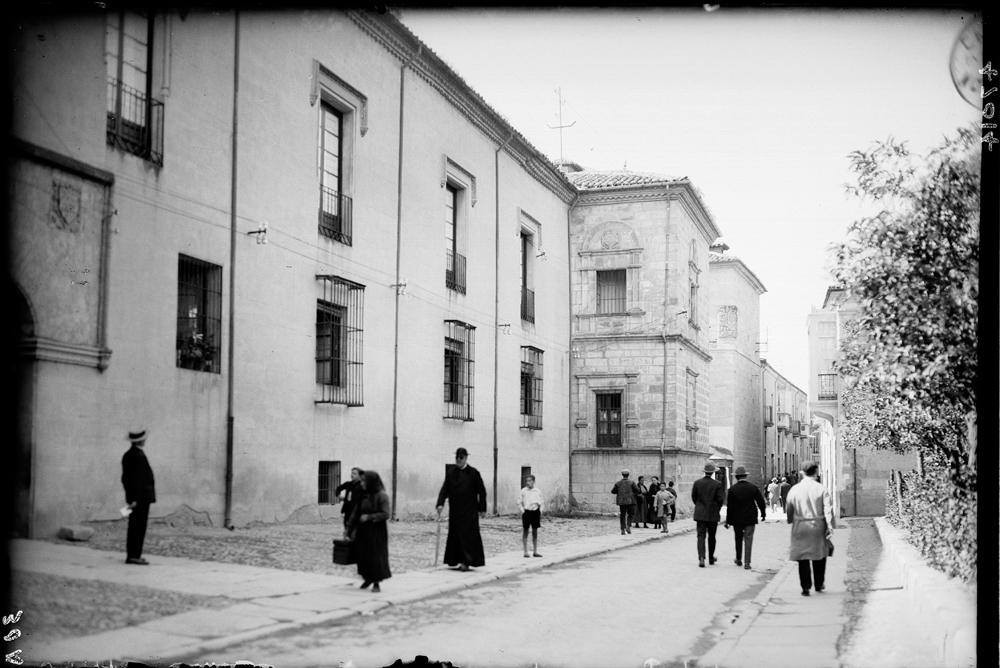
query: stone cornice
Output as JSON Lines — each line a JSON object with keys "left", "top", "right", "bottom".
{"left": 573, "top": 333, "right": 712, "bottom": 361}
{"left": 350, "top": 11, "right": 576, "bottom": 204}
{"left": 709, "top": 256, "right": 767, "bottom": 294}
{"left": 20, "top": 337, "right": 112, "bottom": 371}
{"left": 573, "top": 188, "right": 672, "bottom": 207}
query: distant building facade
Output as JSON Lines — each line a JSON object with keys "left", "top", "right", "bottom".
{"left": 806, "top": 287, "right": 916, "bottom": 516}
{"left": 706, "top": 244, "right": 767, "bottom": 488}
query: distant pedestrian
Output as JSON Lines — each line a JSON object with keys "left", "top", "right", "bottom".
{"left": 666, "top": 481, "right": 678, "bottom": 521}
{"left": 779, "top": 476, "right": 791, "bottom": 509}
{"left": 786, "top": 461, "right": 834, "bottom": 596}
{"left": 766, "top": 478, "right": 780, "bottom": 515}
{"left": 654, "top": 484, "right": 674, "bottom": 533}
{"left": 611, "top": 469, "right": 640, "bottom": 535}
{"left": 724, "top": 467, "right": 766, "bottom": 570}
{"left": 121, "top": 429, "right": 155, "bottom": 565}
{"left": 647, "top": 476, "right": 662, "bottom": 528}
{"left": 691, "top": 463, "right": 725, "bottom": 567}
{"left": 335, "top": 467, "right": 364, "bottom": 537}
{"left": 634, "top": 476, "right": 649, "bottom": 528}
{"left": 519, "top": 474, "right": 544, "bottom": 557}
{"left": 348, "top": 470, "right": 391, "bottom": 592}
{"left": 436, "top": 447, "right": 488, "bottom": 571}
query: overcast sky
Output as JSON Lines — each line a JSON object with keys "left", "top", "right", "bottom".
{"left": 398, "top": 7, "right": 981, "bottom": 391}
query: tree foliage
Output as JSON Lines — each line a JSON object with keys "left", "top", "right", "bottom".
{"left": 833, "top": 126, "right": 979, "bottom": 485}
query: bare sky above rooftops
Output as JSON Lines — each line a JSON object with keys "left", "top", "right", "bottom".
{"left": 399, "top": 7, "right": 981, "bottom": 392}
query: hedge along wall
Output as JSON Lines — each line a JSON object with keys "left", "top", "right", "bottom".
{"left": 885, "top": 464, "right": 977, "bottom": 584}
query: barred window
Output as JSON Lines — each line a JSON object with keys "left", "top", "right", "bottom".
{"left": 596, "top": 392, "right": 622, "bottom": 447}
{"left": 596, "top": 269, "right": 626, "bottom": 314}
{"left": 316, "top": 275, "right": 364, "bottom": 406}
{"left": 318, "top": 460, "right": 341, "bottom": 504}
{"left": 444, "top": 320, "right": 475, "bottom": 420}
{"left": 520, "top": 346, "right": 543, "bottom": 429}
{"left": 176, "top": 255, "right": 222, "bottom": 373}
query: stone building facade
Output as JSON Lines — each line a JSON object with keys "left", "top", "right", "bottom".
{"left": 706, "top": 246, "right": 767, "bottom": 487}
{"left": 9, "top": 9, "right": 576, "bottom": 536}
{"left": 563, "top": 169, "right": 721, "bottom": 514}
{"left": 807, "top": 287, "right": 915, "bottom": 516}
{"left": 760, "top": 360, "right": 809, "bottom": 483}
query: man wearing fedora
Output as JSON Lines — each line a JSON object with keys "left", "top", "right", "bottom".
{"left": 121, "top": 429, "right": 156, "bottom": 565}
{"left": 724, "top": 466, "right": 767, "bottom": 570}
{"left": 691, "top": 462, "right": 725, "bottom": 567}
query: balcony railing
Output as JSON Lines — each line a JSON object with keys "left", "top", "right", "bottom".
{"left": 521, "top": 287, "right": 535, "bottom": 323}
{"left": 776, "top": 411, "right": 791, "bottom": 432}
{"left": 106, "top": 77, "right": 164, "bottom": 165}
{"left": 818, "top": 373, "right": 838, "bottom": 400}
{"left": 319, "top": 187, "right": 353, "bottom": 245}
{"left": 446, "top": 249, "right": 467, "bottom": 294}
{"left": 521, "top": 413, "right": 542, "bottom": 430}
{"left": 764, "top": 405, "right": 774, "bottom": 426}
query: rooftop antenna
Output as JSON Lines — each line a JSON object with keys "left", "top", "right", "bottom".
{"left": 546, "top": 86, "right": 576, "bottom": 164}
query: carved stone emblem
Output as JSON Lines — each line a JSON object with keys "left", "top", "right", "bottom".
{"left": 51, "top": 180, "right": 82, "bottom": 232}
{"left": 600, "top": 229, "right": 621, "bottom": 249}
{"left": 719, "top": 305, "right": 738, "bottom": 338}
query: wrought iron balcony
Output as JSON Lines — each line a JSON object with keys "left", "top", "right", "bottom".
{"left": 106, "top": 77, "right": 164, "bottom": 165}
{"left": 776, "top": 411, "right": 791, "bottom": 432}
{"left": 521, "top": 287, "right": 535, "bottom": 323}
{"left": 817, "top": 373, "right": 838, "bottom": 400}
{"left": 446, "top": 249, "right": 467, "bottom": 294}
{"left": 318, "top": 187, "right": 353, "bottom": 245}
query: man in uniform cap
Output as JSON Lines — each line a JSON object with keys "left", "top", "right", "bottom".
{"left": 121, "top": 429, "right": 156, "bottom": 565}
{"left": 724, "top": 466, "right": 767, "bottom": 569}
{"left": 691, "top": 462, "right": 725, "bottom": 567}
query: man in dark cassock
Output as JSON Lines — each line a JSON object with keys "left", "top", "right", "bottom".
{"left": 121, "top": 428, "right": 156, "bottom": 565}
{"left": 436, "top": 447, "right": 487, "bottom": 571}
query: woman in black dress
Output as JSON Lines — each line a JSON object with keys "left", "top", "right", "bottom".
{"left": 348, "top": 470, "right": 392, "bottom": 592}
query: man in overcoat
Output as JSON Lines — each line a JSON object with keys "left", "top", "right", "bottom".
{"left": 724, "top": 466, "right": 766, "bottom": 569}
{"left": 436, "top": 447, "right": 488, "bottom": 571}
{"left": 121, "top": 428, "right": 156, "bottom": 565}
{"left": 610, "top": 469, "right": 640, "bottom": 535}
{"left": 786, "top": 461, "right": 835, "bottom": 596}
{"left": 691, "top": 462, "right": 725, "bottom": 567}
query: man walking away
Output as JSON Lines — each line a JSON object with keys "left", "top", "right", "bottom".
{"left": 779, "top": 476, "right": 791, "bottom": 510}
{"left": 121, "top": 429, "right": 155, "bottom": 565}
{"left": 691, "top": 462, "right": 725, "bottom": 567}
{"left": 436, "top": 447, "right": 488, "bottom": 571}
{"left": 724, "top": 466, "right": 766, "bottom": 569}
{"left": 786, "top": 461, "right": 834, "bottom": 596}
{"left": 611, "top": 469, "right": 640, "bottom": 535}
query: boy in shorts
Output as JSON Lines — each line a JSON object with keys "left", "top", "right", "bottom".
{"left": 519, "top": 475, "right": 544, "bottom": 557}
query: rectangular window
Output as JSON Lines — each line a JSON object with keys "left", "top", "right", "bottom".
{"left": 176, "top": 255, "right": 222, "bottom": 373}
{"left": 818, "top": 373, "right": 837, "bottom": 400}
{"left": 444, "top": 320, "right": 475, "bottom": 420}
{"left": 106, "top": 11, "right": 163, "bottom": 164}
{"left": 520, "top": 232, "right": 535, "bottom": 323}
{"left": 318, "top": 102, "right": 352, "bottom": 244}
{"left": 520, "top": 346, "right": 543, "bottom": 429}
{"left": 318, "top": 460, "right": 341, "bottom": 504}
{"left": 596, "top": 269, "right": 626, "bottom": 314}
{"left": 316, "top": 275, "right": 365, "bottom": 406}
{"left": 596, "top": 392, "right": 622, "bottom": 447}
{"left": 445, "top": 184, "right": 466, "bottom": 294}
{"left": 520, "top": 466, "right": 532, "bottom": 489}
{"left": 685, "top": 371, "right": 698, "bottom": 430}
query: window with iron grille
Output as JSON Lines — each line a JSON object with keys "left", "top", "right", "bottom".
{"left": 817, "top": 373, "right": 837, "bottom": 400}
{"left": 520, "top": 466, "right": 532, "bottom": 489}
{"left": 444, "top": 320, "right": 475, "bottom": 420}
{"left": 596, "top": 392, "right": 622, "bottom": 447}
{"left": 318, "top": 460, "right": 341, "bottom": 504}
{"left": 445, "top": 184, "right": 467, "bottom": 294}
{"left": 176, "top": 255, "right": 222, "bottom": 373}
{"left": 520, "top": 232, "right": 535, "bottom": 323}
{"left": 520, "top": 346, "right": 543, "bottom": 429}
{"left": 596, "top": 269, "right": 626, "bottom": 314}
{"left": 106, "top": 11, "right": 163, "bottom": 165}
{"left": 316, "top": 275, "right": 364, "bottom": 406}
{"left": 319, "top": 102, "right": 353, "bottom": 244}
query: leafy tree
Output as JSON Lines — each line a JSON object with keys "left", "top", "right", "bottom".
{"left": 832, "top": 126, "right": 979, "bottom": 485}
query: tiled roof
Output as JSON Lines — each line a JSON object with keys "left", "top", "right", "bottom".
{"left": 565, "top": 169, "right": 684, "bottom": 191}
{"left": 709, "top": 251, "right": 744, "bottom": 264}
